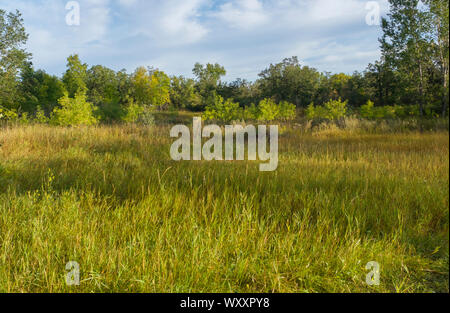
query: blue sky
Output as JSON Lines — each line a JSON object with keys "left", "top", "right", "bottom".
{"left": 0, "top": 0, "right": 389, "bottom": 81}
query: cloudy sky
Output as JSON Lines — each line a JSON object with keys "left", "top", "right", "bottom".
{"left": 0, "top": 0, "right": 389, "bottom": 81}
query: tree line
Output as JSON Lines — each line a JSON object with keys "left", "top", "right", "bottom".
{"left": 0, "top": 0, "right": 448, "bottom": 125}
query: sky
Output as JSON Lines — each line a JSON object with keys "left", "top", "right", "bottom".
{"left": 0, "top": 0, "right": 390, "bottom": 81}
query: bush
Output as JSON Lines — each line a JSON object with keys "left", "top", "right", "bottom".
{"left": 278, "top": 101, "right": 297, "bottom": 121}
{"left": 34, "top": 106, "right": 49, "bottom": 124}
{"left": 243, "top": 103, "right": 260, "bottom": 121}
{"left": 360, "top": 101, "right": 424, "bottom": 119}
{"left": 123, "top": 98, "right": 144, "bottom": 123}
{"left": 122, "top": 98, "right": 155, "bottom": 126}
{"left": 136, "top": 107, "right": 155, "bottom": 126}
{"left": 306, "top": 98, "right": 348, "bottom": 121}
{"left": 258, "top": 98, "right": 280, "bottom": 121}
{"left": 51, "top": 91, "right": 99, "bottom": 126}
{"left": 203, "top": 95, "right": 241, "bottom": 122}
{"left": 0, "top": 107, "right": 30, "bottom": 125}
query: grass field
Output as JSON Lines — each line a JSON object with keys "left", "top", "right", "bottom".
{"left": 0, "top": 120, "right": 448, "bottom": 293}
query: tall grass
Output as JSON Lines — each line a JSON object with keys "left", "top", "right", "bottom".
{"left": 0, "top": 123, "right": 448, "bottom": 293}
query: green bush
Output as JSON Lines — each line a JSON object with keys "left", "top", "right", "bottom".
{"left": 278, "top": 101, "right": 297, "bottom": 121}
{"left": 243, "top": 103, "right": 260, "bottom": 121}
{"left": 203, "top": 97, "right": 296, "bottom": 122}
{"left": 123, "top": 98, "right": 144, "bottom": 123}
{"left": 0, "top": 106, "right": 19, "bottom": 122}
{"left": 122, "top": 98, "right": 155, "bottom": 126}
{"left": 360, "top": 101, "right": 424, "bottom": 119}
{"left": 258, "top": 98, "right": 280, "bottom": 121}
{"left": 203, "top": 95, "right": 241, "bottom": 122}
{"left": 306, "top": 98, "right": 348, "bottom": 121}
{"left": 34, "top": 106, "right": 49, "bottom": 124}
{"left": 0, "top": 106, "right": 30, "bottom": 125}
{"left": 136, "top": 107, "right": 155, "bottom": 126}
{"left": 51, "top": 91, "right": 99, "bottom": 126}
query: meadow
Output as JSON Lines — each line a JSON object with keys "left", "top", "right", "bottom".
{"left": 0, "top": 115, "right": 448, "bottom": 293}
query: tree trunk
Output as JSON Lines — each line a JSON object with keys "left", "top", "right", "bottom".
{"left": 436, "top": 18, "right": 449, "bottom": 117}
{"left": 418, "top": 61, "right": 425, "bottom": 117}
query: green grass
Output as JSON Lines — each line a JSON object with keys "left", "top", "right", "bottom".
{"left": 0, "top": 122, "right": 448, "bottom": 293}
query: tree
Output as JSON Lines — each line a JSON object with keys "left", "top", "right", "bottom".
{"left": 257, "top": 57, "right": 320, "bottom": 107}
{"left": 218, "top": 78, "right": 261, "bottom": 108}
{"left": 0, "top": 9, "right": 30, "bottom": 110}
{"left": 62, "top": 54, "right": 88, "bottom": 97}
{"left": 170, "top": 76, "right": 201, "bottom": 109}
{"left": 131, "top": 67, "right": 171, "bottom": 110}
{"left": 149, "top": 69, "right": 171, "bottom": 110}
{"left": 425, "top": 0, "right": 449, "bottom": 116}
{"left": 380, "top": 0, "right": 434, "bottom": 116}
{"left": 131, "top": 66, "right": 152, "bottom": 106}
{"left": 19, "top": 62, "right": 65, "bottom": 114}
{"left": 193, "top": 63, "right": 226, "bottom": 107}
{"left": 86, "top": 65, "right": 122, "bottom": 121}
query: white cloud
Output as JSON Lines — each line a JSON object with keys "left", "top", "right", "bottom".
{"left": 215, "top": 0, "right": 268, "bottom": 29}
{"left": 0, "top": 0, "right": 390, "bottom": 79}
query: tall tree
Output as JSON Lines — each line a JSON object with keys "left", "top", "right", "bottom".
{"left": 380, "top": 0, "right": 433, "bottom": 116}
{"left": 0, "top": 9, "right": 30, "bottom": 110}
{"left": 193, "top": 63, "right": 226, "bottom": 107}
{"left": 170, "top": 76, "right": 201, "bottom": 109}
{"left": 62, "top": 54, "right": 88, "bottom": 97}
{"left": 20, "top": 62, "right": 65, "bottom": 114}
{"left": 257, "top": 57, "right": 320, "bottom": 107}
{"left": 130, "top": 67, "right": 171, "bottom": 110}
{"left": 426, "top": 0, "right": 449, "bottom": 116}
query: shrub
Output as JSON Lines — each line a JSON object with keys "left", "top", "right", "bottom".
{"left": 34, "top": 106, "right": 49, "bottom": 124}
{"left": 278, "top": 101, "right": 297, "bottom": 120}
{"left": 360, "top": 100, "right": 375, "bottom": 119}
{"left": 122, "top": 98, "right": 155, "bottom": 126}
{"left": 51, "top": 91, "right": 99, "bottom": 126}
{"left": 0, "top": 106, "right": 19, "bottom": 122}
{"left": 123, "top": 98, "right": 144, "bottom": 123}
{"left": 307, "top": 98, "right": 348, "bottom": 121}
{"left": 204, "top": 95, "right": 241, "bottom": 122}
{"left": 360, "top": 101, "right": 422, "bottom": 119}
{"left": 0, "top": 107, "right": 31, "bottom": 125}
{"left": 242, "top": 103, "right": 260, "bottom": 121}
{"left": 258, "top": 98, "right": 280, "bottom": 121}
{"left": 136, "top": 107, "right": 155, "bottom": 126}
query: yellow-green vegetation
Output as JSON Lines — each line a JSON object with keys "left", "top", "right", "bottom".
{"left": 0, "top": 121, "right": 448, "bottom": 293}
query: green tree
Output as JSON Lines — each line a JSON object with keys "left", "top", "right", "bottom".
{"left": 258, "top": 57, "right": 320, "bottom": 107}
{"left": 425, "top": 0, "right": 449, "bottom": 116}
{"left": 130, "top": 66, "right": 151, "bottom": 106}
{"left": 0, "top": 9, "right": 30, "bottom": 110}
{"left": 170, "top": 75, "right": 201, "bottom": 109}
{"left": 86, "top": 65, "right": 122, "bottom": 121}
{"left": 62, "top": 54, "right": 88, "bottom": 97}
{"left": 149, "top": 69, "right": 171, "bottom": 110}
{"left": 380, "top": 0, "right": 434, "bottom": 116}
{"left": 193, "top": 62, "right": 226, "bottom": 107}
{"left": 19, "top": 63, "right": 65, "bottom": 114}
{"left": 131, "top": 67, "right": 171, "bottom": 110}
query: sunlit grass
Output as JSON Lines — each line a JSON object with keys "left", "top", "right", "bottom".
{"left": 0, "top": 124, "right": 448, "bottom": 293}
